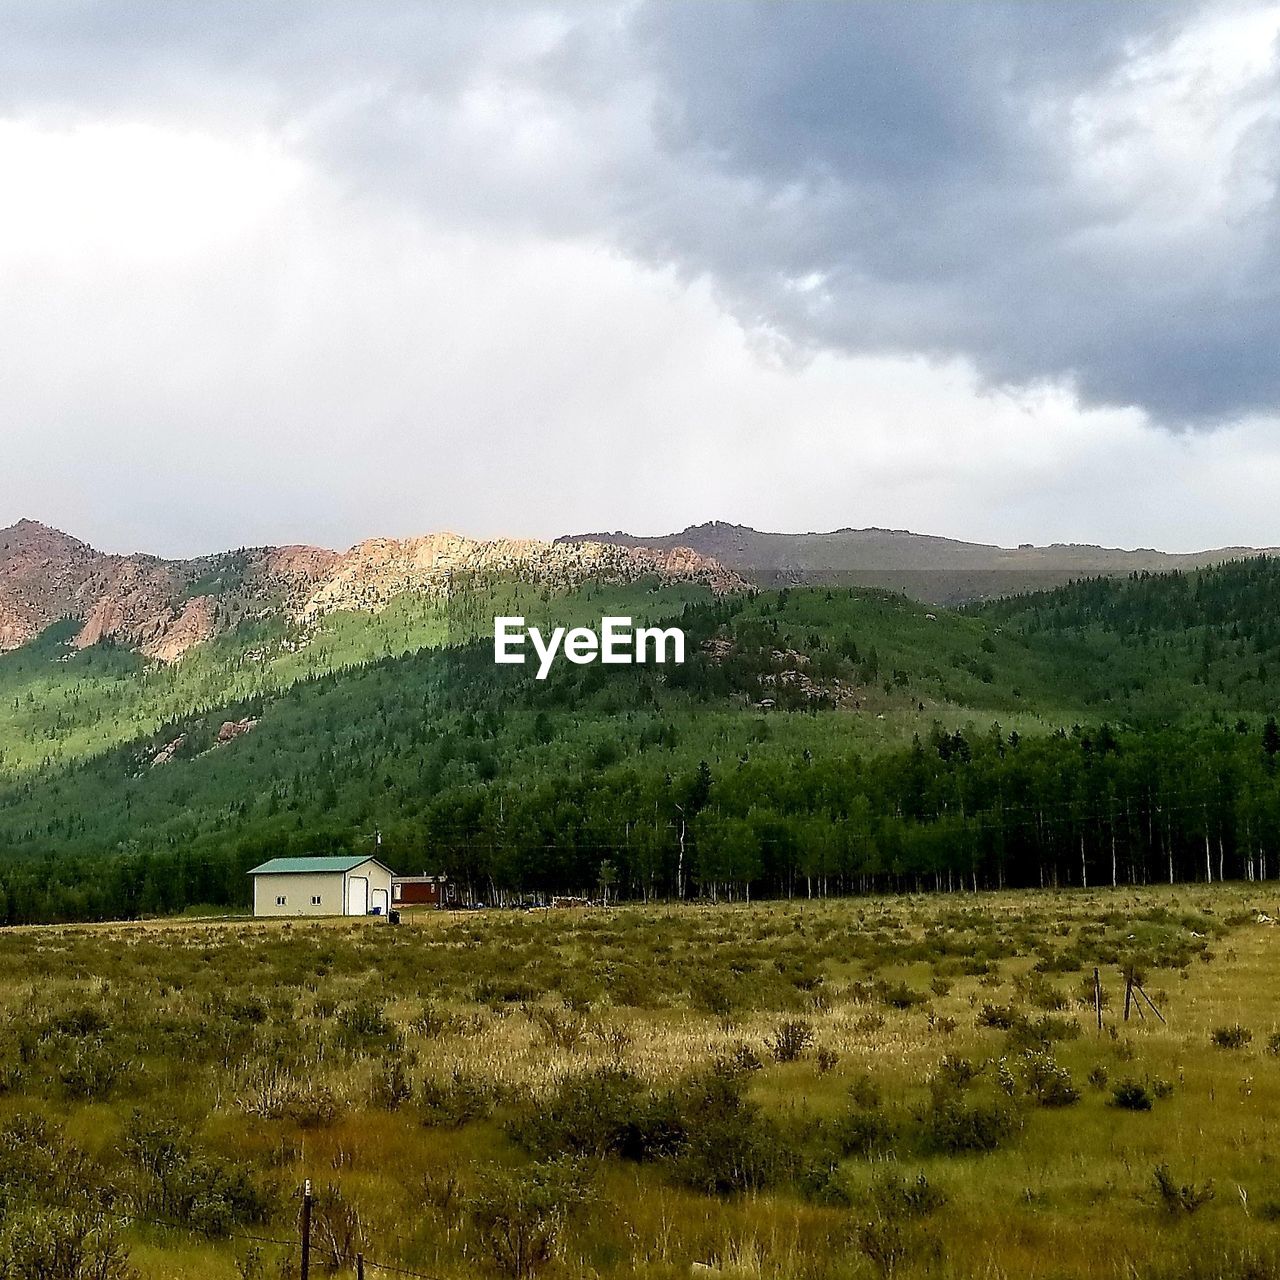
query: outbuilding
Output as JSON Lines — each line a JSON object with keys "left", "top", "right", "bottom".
{"left": 392, "top": 874, "right": 451, "bottom": 908}
{"left": 248, "top": 855, "right": 395, "bottom": 918}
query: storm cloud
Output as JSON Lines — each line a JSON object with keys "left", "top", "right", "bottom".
{"left": 1, "top": 2, "right": 1280, "bottom": 554}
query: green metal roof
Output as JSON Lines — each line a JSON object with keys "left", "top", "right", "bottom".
{"left": 247, "top": 855, "right": 389, "bottom": 876}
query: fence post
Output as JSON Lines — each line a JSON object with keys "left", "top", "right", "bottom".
{"left": 300, "top": 1179, "right": 312, "bottom": 1280}
{"left": 1093, "top": 967, "right": 1102, "bottom": 1032}
{"left": 357, "top": 1253, "right": 365, "bottom": 1280}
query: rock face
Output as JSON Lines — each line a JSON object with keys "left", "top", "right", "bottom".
{"left": 0, "top": 519, "right": 743, "bottom": 662}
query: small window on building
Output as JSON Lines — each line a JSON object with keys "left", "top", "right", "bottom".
{"left": 276, "top": 895, "right": 286, "bottom": 906}
{"left": 311, "top": 895, "right": 322, "bottom": 905}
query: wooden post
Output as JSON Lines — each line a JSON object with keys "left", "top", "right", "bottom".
{"left": 1094, "top": 967, "right": 1102, "bottom": 1032}
{"left": 356, "top": 1254, "right": 364, "bottom": 1280}
{"left": 1134, "top": 981, "right": 1167, "bottom": 1025}
{"left": 1123, "top": 975, "right": 1133, "bottom": 1022}
{"left": 300, "top": 1179, "right": 312, "bottom": 1280}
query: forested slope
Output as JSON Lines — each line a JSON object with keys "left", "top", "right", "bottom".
{"left": 3, "top": 560, "right": 1280, "bottom": 921}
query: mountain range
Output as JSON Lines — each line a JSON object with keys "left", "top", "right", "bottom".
{"left": 560, "top": 522, "right": 1280, "bottom": 604}
{"left": 5, "top": 511, "right": 1280, "bottom": 922}
{"left": 0, "top": 519, "right": 741, "bottom": 662}
{"left": 5, "top": 516, "right": 1275, "bottom": 666}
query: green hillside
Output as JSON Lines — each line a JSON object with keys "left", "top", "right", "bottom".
{"left": 4, "top": 560, "right": 1280, "bottom": 921}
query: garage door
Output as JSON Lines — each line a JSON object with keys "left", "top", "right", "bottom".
{"left": 371, "top": 888, "right": 389, "bottom": 916}
{"left": 346, "top": 876, "right": 368, "bottom": 916}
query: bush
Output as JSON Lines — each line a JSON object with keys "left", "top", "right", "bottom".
{"left": 121, "top": 1111, "right": 273, "bottom": 1236}
{"left": 469, "top": 1159, "right": 591, "bottom": 1280}
{"left": 871, "top": 1170, "right": 946, "bottom": 1218}
{"left": 932, "top": 1055, "right": 982, "bottom": 1091}
{"left": 421, "top": 1069, "right": 507, "bottom": 1129}
{"left": 878, "top": 982, "right": 927, "bottom": 1011}
{"left": 284, "top": 1084, "right": 341, "bottom": 1130}
{"left": 509, "top": 1067, "right": 655, "bottom": 1159}
{"left": 1151, "top": 1164, "right": 1214, "bottom": 1215}
{"left": 58, "top": 1039, "right": 130, "bottom": 1101}
{"left": 917, "top": 1087, "right": 1020, "bottom": 1154}
{"left": 0, "top": 1207, "right": 132, "bottom": 1280}
{"left": 1210, "top": 1024, "right": 1252, "bottom": 1050}
{"left": 668, "top": 1071, "right": 801, "bottom": 1194}
{"left": 719, "top": 1043, "right": 763, "bottom": 1075}
{"left": 832, "top": 1109, "right": 898, "bottom": 1158}
{"left": 335, "top": 1002, "right": 395, "bottom": 1053}
{"left": 1111, "top": 1079, "right": 1154, "bottom": 1111}
{"left": 1018, "top": 1052, "right": 1080, "bottom": 1108}
{"left": 0, "top": 1113, "right": 98, "bottom": 1213}
{"left": 371, "top": 1056, "right": 414, "bottom": 1111}
{"left": 769, "top": 1019, "right": 814, "bottom": 1063}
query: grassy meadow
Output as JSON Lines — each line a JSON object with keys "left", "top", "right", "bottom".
{"left": 5, "top": 887, "right": 1280, "bottom": 1279}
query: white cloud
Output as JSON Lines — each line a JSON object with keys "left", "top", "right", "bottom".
{"left": 2, "top": 7, "right": 1280, "bottom": 558}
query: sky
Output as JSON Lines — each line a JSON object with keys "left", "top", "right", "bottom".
{"left": 2, "top": 1, "right": 1280, "bottom": 558}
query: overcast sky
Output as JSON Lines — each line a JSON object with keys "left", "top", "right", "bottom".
{"left": 3, "top": 1, "right": 1280, "bottom": 557}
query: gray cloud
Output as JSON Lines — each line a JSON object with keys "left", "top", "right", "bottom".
{"left": 613, "top": 2, "right": 1280, "bottom": 423}
{"left": 3, "top": 1, "right": 1280, "bottom": 560}
{"left": 1, "top": 3, "right": 1274, "bottom": 425}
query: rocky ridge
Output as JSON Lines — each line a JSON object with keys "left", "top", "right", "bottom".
{"left": 0, "top": 520, "right": 743, "bottom": 662}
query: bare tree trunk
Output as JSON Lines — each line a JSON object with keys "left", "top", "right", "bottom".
{"left": 677, "top": 817, "right": 686, "bottom": 900}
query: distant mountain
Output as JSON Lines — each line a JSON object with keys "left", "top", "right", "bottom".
{"left": 0, "top": 519, "right": 742, "bottom": 661}
{"left": 558, "top": 521, "right": 1280, "bottom": 604}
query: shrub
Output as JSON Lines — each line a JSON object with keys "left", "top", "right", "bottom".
{"left": 121, "top": 1111, "right": 272, "bottom": 1236}
{"left": 976, "top": 1003, "right": 1021, "bottom": 1032}
{"left": 871, "top": 1170, "right": 947, "bottom": 1218}
{"left": 284, "top": 1085, "right": 341, "bottom": 1130}
{"left": 1210, "top": 1025, "right": 1252, "bottom": 1050}
{"left": 917, "top": 1087, "right": 1020, "bottom": 1154}
{"left": 1018, "top": 1052, "right": 1080, "bottom": 1108}
{"left": 932, "top": 1055, "right": 982, "bottom": 1091}
{"left": 1111, "top": 1079, "right": 1154, "bottom": 1111}
{"left": 1005, "top": 1013, "right": 1081, "bottom": 1052}
{"left": 854, "top": 1217, "right": 913, "bottom": 1280}
{"left": 421, "top": 1069, "right": 507, "bottom": 1129}
{"left": 668, "top": 1071, "right": 800, "bottom": 1194}
{"left": 58, "top": 1039, "right": 130, "bottom": 1101}
{"left": 1151, "top": 1164, "right": 1214, "bottom": 1215}
{"left": 335, "top": 1002, "right": 395, "bottom": 1053}
{"left": 847, "top": 1073, "right": 882, "bottom": 1109}
{"left": 719, "top": 1043, "right": 763, "bottom": 1075}
{"left": 769, "top": 1019, "right": 814, "bottom": 1063}
{"left": 0, "top": 1113, "right": 98, "bottom": 1213}
{"left": 310, "top": 1183, "right": 365, "bottom": 1271}
{"left": 832, "top": 1109, "right": 898, "bottom": 1158}
{"left": 509, "top": 1067, "right": 653, "bottom": 1159}
{"left": 372, "top": 1056, "right": 415, "bottom": 1111}
{"left": 878, "top": 982, "right": 927, "bottom": 1011}
{"left": 469, "top": 1160, "right": 591, "bottom": 1280}
{"left": 526, "top": 1005, "right": 586, "bottom": 1052}
{"left": 0, "top": 1207, "right": 132, "bottom": 1280}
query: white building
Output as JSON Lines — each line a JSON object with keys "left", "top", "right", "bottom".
{"left": 247, "top": 855, "right": 394, "bottom": 918}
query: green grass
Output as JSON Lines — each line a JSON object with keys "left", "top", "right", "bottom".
{"left": 2, "top": 886, "right": 1279, "bottom": 1278}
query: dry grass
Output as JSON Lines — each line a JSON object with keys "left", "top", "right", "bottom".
{"left": 1, "top": 887, "right": 1279, "bottom": 1278}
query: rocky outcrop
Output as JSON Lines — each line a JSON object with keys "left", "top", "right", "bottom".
{"left": 0, "top": 519, "right": 745, "bottom": 662}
